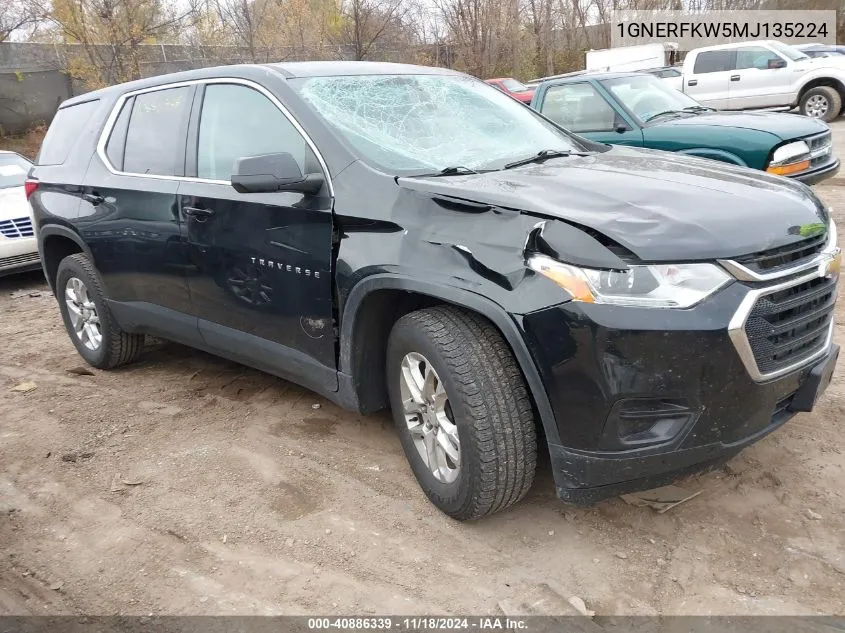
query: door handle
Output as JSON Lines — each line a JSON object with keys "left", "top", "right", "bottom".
{"left": 731, "top": 75, "right": 740, "bottom": 81}
{"left": 83, "top": 193, "right": 104, "bottom": 205}
{"left": 687, "top": 79, "right": 698, "bottom": 86}
{"left": 183, "top": 206, "right": 215, "bottom": 221}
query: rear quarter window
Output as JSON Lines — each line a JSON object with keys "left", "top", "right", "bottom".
{"left": 37, "top": 100, "right": 100, "bottom": 165}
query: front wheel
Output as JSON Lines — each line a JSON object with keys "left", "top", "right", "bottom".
{"left": 800, "top": 86, "right": 842, "bottom": 122}
{"left": 387, "top": 306, "right": 537, "bottom": 520}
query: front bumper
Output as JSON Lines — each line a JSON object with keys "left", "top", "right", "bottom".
{"left": 791, "top": 157, "right": 840, "bottom": 186}
{"left": 520, "top": 271, "right": 838, "bottom": 503}
{"left": 0, "top": 236, "right": 40, "bottom": 276}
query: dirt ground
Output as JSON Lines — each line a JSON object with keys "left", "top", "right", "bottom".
{"left": 2, "top": 124, "right": 845, "bottom": 618}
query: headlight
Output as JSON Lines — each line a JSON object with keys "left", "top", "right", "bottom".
{"left": 767, "top": 140, "right": 810, "bottom": 176}
{"left": 527, "top": 254, "right": 731, "bottom": 308}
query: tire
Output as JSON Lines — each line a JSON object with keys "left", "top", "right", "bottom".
{"left": 386, "top": 306, "right": 537, "bottom": 520}
{"left": 799, "top": 86, "right": 842, "bottom": 122}
{"left": 56, "top": 253, "right": 145, "bottom": 369}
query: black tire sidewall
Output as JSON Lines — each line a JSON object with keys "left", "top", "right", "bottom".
{"left": 56, "top": 256, "right": 111, "bottom": 367}
{"left": 387, "top": 320, "right": 478, "bottom": 517}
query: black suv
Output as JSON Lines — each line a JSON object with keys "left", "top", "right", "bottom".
{"left": 29, "top": 62, "right": 841, "bottom": 519}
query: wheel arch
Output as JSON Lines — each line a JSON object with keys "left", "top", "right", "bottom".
{"left": 339, "top": 275, "right": 561, "bottom": 445}
{"left": 798, "top": 77, "right": 845, "bottom": 110}
{"left": 39, "top": 225, "right": 91, "bottom": 295}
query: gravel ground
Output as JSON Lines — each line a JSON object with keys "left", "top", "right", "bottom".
{"left": 1, "top": 122, "right": 845, "bottom": 617}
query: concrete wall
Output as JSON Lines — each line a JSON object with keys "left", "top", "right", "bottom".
{"left": 0, "top": 41, "right": 428, "bottom": 133}
{"left": 0, "top": 42, "right": 301, "bottom": 133}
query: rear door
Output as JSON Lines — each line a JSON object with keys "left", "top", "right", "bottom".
{"left": 80, "top": 85, "right": 194, "bottom": 315}
{"left": 537, "top": 82, "right": 642, "bottom": 146}
{"left": 685, "top": 50, "right": 735, "bottom": 109}
{"left": 178, "top": 80, "right": 337, "bottom": 390}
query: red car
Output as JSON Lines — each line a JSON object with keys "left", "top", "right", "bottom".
{"left": 484, "top": 77, "right": 535, "bottom": 104}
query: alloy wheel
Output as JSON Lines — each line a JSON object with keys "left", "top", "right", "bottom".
{"left": 399, "top": 352, "right": 460, "bottom": 483}
{"left": 65, "top": 277, "right": 102, "bottom": 351}
{"left": 806, "top": 94, "right": 829, "bottom": 118}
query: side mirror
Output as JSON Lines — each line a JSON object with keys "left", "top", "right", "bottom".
{"left": 768, "top": 58, "right": 787, "bottom": 69}
{"left": 615, "top": 123, "right": 630, "bottom": 133}
{"left": 231, "top": 152, "right": 323, "bottom": 195}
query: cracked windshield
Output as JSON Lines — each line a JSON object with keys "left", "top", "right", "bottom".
{"left": 294, "top": 74, "right": 580, "bottom": 173}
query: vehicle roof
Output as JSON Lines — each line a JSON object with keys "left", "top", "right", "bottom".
{"left": 796, "top": 43, "right": 845, "bottom": 50}
{"left": 539, "top": 70, "right": 650, "bottom": 85}
{"left": 688, "top": 39, "right": 782, "bottom": 53}
{"left": 0, "top": 150, "right": 30, "bottom": 161}
{"left": 268, "top": 60, "right": 461, "bottom": 77}
{"left": 485, "top": 77, "right": 516, "bottom": 82}
{"left": 60, "top": 61, "right": 462, "bottom": 108}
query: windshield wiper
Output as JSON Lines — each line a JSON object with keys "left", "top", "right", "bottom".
{"left": 643, "top": 110, "right": 687, "bottom": 123}
{"left": 503, "top": 149, "right": 587, "bottom": 170}
{"left": 682, "top": 105, "right": 714, "bottom": 113}
{"left": 434, "top": 166, "right": 478, "bottom": 176}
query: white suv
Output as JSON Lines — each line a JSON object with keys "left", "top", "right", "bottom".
{"left": 0, "top": 151, "right": 40, "bottom": 276}
{"left": 681, "top": 40, "right": 845, "bottom": 121}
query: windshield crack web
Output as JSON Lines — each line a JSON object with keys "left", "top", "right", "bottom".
{"left": 299, "top": 75, "right": 574, "bottom": 172}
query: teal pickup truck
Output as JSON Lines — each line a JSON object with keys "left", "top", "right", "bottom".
{"left": 530, "top": 72, "right": 840, "bottom": 185}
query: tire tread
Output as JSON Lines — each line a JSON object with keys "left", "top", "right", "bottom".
{"left": 393, "top": 306, "right": 537, "bottom": 519}
{"left": 59, "top": 253, "right": 145, "bottom": 369}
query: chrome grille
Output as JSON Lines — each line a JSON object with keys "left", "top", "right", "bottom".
{"left": 807, "top": 131, "right": 831, "bottom": 152}
{"left": 743, "top": 275, "right": 836, "bottom": 375}
{"left": 733, "top": 232, "right": 827, "bottom": 274}
{"left": 807, "top": 131, "right": 833, "bottom": 169}
{"left": 0, "top": 217, "right": 34, "bottom": 239}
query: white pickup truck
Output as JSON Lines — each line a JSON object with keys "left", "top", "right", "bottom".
{"left": 681, "top": 40, "right": 845, "bottom": 122}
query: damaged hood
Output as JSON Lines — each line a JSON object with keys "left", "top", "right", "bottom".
{"left": 398, "top": 146, "right": 829, "bottom": 262}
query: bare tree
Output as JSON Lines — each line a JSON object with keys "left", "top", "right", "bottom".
{"left": 1, "top": 0, "right": 42, "bottom": 42}
{"left": 209, "top": 0, "right": 273, "bottom": 61}
{"left": 39, "top": 0, "right": 195, "bottom": 86}
{"left": 336, "top": 0, "right": 409, "bottom": 61}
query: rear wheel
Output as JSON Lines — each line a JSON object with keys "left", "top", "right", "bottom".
{"left": 800, "top": 86, "right": 842, "bottom": 122}
{"left": 56, "top": 253, "right": 145, "bottom": 369}
{"left": 387, "top": 306, "right": 537, "bottom": 520}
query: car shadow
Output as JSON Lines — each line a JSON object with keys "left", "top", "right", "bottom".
{"left": 0, "top": 270, "right": 48, "bottom": 293}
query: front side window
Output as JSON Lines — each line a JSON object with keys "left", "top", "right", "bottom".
{"left": 693, "top": 50, "right": 736, "bottom": 73}
{"left": 602, "top": 75, "right": 703, "bottom": 123}
{"left": 197, "top": 84, "right": 307, "bottom": 181}
{"left": 736, "top": 47, "right": 783, "bottom": 70}
{"left": 123, "top": 86, "right": 191, "bottom": 176}
{"left": 540, "top": 83, "right": 618, "bottom": 132}
{"left": 293, "top": 74, "right": 581, "bottom": 173}
{"left": 0, "top": 153, "right": 31, "bottom": 189}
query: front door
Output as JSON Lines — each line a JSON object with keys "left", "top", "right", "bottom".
{"left": 179, "top": 81, "right": 337, "bottom": 390}
{"left": 538, "top": 82, "right": 643, "bottom": 146}
{"left": 728, "top": 46, "right": 793, "bottom": 109}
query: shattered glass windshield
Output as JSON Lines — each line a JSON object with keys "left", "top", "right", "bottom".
{"left": 292, "top": 74, "right": 582, "bottom": 174}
